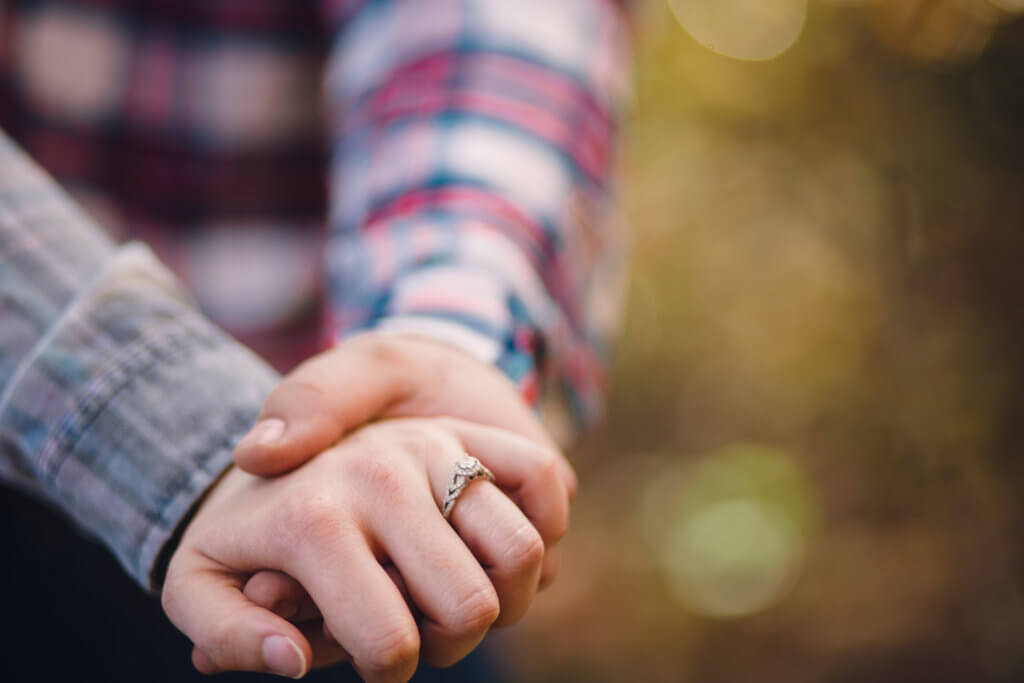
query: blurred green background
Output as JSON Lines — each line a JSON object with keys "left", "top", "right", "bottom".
{"left": 498, "top": 1, "right": 1024, "bottom": 681}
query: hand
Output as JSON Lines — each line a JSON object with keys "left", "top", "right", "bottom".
{"left": 163, "top": 417, "right": 569, "bottom": 681}
{"left": 233, "top": 331, "right": 573, "bottom": 481}
{"left": 232, "top": 332, "right": 577, "bottom": 586}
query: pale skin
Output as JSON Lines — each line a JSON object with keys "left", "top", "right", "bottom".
{"left": 160, "top": 333, "right": 576, "bottom": 680}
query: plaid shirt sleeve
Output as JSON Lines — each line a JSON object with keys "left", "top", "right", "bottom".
{"left": 0, "top": 132, "right": 279, "bottom": 591}
{"left": 322, "top": 0, "right": 631, "bottom": 438}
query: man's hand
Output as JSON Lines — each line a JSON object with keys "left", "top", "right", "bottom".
{"left": 232, "top": 332, "right": 577, "bottom": 586}
{"left": 163, "top": 418, "right": 569, "bottom": 681}
{"left": 232, "top": 332, "right": 571, "bottom": 476}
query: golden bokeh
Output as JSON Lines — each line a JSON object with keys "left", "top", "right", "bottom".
{"left": 667, "top": 0, "right": 808, "bottom": 61}
{"left": 498, "top": 2, "right": 1024, "bottom": 681}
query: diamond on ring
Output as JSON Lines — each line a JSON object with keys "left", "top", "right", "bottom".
{"left": 441, "top": 455, "right": 495, "bottom": 521}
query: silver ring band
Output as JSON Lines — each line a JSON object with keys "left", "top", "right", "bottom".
{"left": 441, "top": 455, "right": 495, "bottom": 521}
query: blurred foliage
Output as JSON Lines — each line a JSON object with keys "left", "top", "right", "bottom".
{"left": 498, "top": 1, "right": 1024, "bottom": 681}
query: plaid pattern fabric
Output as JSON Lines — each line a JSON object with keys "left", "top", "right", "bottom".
{"left": 323, "top": 0, "right": 631, "bottom": 427}
{"left": 0, "top": 0, "right": 629, "bottom": 588}
{"left": 0, "top": 0, "right": 335, "bottom": 370}
{"left": 0, "top": 133, "right": 280, "bottom": 589}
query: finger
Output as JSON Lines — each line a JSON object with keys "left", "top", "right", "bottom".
{"left": 385, "top": 421, "right": 549, "bottom": 630}
{"left": 194, "top": 621, "right": 353, "bottom": 675}
{"left": 300, "top": 622, "right": 352, "bottom": 670}
{"left": 444, "top": 476, "right": 544, "bottom": 627}
{"left": 162, "top": 555, "right": 311, "bottom": 679}
{"left": 442, "top": 420, "right": 571, "bottom": 546}
{"left": 561, "top": 459, "right": 579, "bottom": 503}
{"left": 383, "top": 563, "right": 415, "bottom": 613}
{"left": 245, "top": 565, "right": 418, "bottom": 626}
{"left": 233, "top": 335, "right": 414, "bottom": 475}
{"left": 538, "top": 546, "right": 560, "bottom": 591}
{"left": 244, "top": 570, "right": 319, "bottom": 622}
{"left": 234, "top": 332, "right": 567, "bottom": 480}
{"left": 286, "top": 530, "right": 421, "bottom": 683}
{"left": 360, "top": 449, "right": 499, "bottom": 668}
{"left": 192, "top": 647, "right": 217, "bottom": 675}
{"left": 319, "top": 566, "right": 416, "bottom": 649}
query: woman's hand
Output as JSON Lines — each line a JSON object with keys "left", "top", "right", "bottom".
{"left": 162, "top": 417, "right": 570, "bottom": 681}
{"left": 232, "top": 331, "right": 577, "bottom": 587}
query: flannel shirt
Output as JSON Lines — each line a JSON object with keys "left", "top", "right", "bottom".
{"left": 0, "top": 0, "right": 629, "bottom": 590}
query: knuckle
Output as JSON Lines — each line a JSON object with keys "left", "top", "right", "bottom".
{"left": 189, "top": 613, "right": 241, "bottom": 669}
{"left": 348, "top": 451, "right": 413, "bottom": 502}
{"left": 285, "top": 493, "right": 346, "bottom": 544}
{"left": 402, "top": 428, "right": 456, "bottom": 465}
{"left": 503, "top": 521, "right": 545, "bottom": 571}
{"left": 361, "top": 623, "right": 420, "bottom": 674}
{"left": 534, "top": 447, "right": 562, "bottom": 481}
{"left": 549, "top": 517, "right": 570, "bottom": 544}
{"left": 206, "top": 620, "right": 235, "bottom": 661}
{"left": 351, "top": 422, "right": 457, "bottom": 478}
{"left": 447, "top": 582, "right": 500, "bottom": 635}
{"left": 531, "top": 449, "right": 571, "bottom": 542}
{"left": 268, "top": 376, "right": 329, "bottom": 412}
{"left": 361, "top": 333, "right": 413, "bottom": 376}
{"left": 546, "top": 507, "right": 570, "bottom": 544}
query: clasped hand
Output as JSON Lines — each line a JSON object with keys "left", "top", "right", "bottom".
{"left": 161, "top": 334, "right": 576, "bottom": 682}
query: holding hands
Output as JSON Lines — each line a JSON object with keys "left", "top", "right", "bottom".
{"left": 161, "top": 334, "right": 576, "bottom": 680}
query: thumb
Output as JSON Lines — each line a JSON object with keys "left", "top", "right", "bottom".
{"left": 234, "top": 335, "right": 413, "bottom": 475}
{"left": 162, "top": 559, "right": 312, "bottom": 678}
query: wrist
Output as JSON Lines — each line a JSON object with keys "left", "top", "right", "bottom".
{"left": 152, "top": 462, "right": 236, "bottom": 590}
{"left": 361, "top": 315, "right": 503, "bottom": 367}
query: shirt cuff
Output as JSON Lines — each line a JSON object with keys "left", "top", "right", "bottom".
{"left": 327, "top": 224, "right": 609, "bottom": 444}
{"left": 0, "top": 244, "right": 279, "bottom": 591}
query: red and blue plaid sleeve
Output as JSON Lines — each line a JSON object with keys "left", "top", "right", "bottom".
{"left": 321, "top": 0, "right": 631, "bottom": 438}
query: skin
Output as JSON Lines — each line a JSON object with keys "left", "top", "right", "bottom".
{"left": 161, "top": 333, "right": 576, "bottom": 679}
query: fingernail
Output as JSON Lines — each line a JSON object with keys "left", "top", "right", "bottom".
{"left": 238, "top": 418, "right": 286, "bottom": 450}
{"left": 263, "top": 635, "right": 307, "bottom": 679}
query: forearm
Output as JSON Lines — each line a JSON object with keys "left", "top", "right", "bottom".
{"left": 0, "top": 132, "right": 278, "bottom": 590}
{"left": 322, "top": 0, "right": 632, "bottom": 434}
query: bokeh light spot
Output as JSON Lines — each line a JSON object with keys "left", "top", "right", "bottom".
{"left": 664, "top": 498, "right": 802, "bottom": 618}
{"left": 646, "top": 443, "right": 819, "bottom": 618}
{"left": 667, "top": 0, "right": 807, "bottom": 61}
